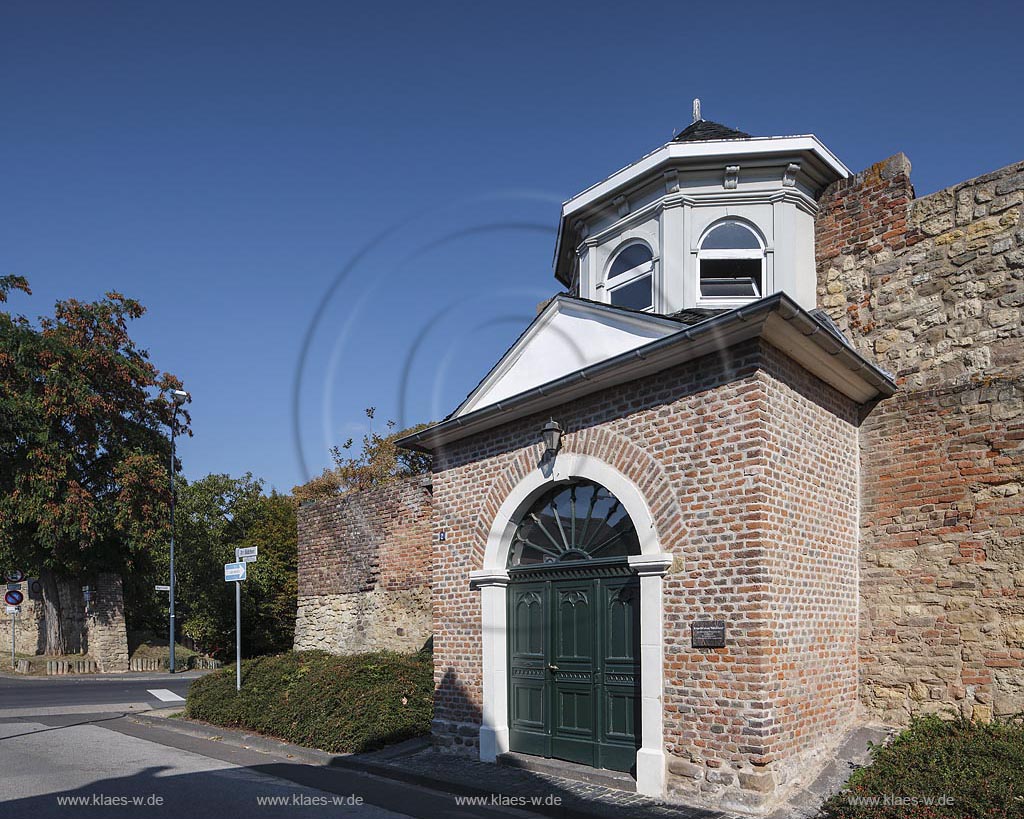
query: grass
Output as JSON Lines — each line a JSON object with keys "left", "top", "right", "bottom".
{"left": 184, "top": 649, "right": 433, "bottom": 754}
{"left": 821, "top": 715, "right": 1024, "bottom": 818}
{"left": 128, "top": 630, "right": 208, "bottom": 668}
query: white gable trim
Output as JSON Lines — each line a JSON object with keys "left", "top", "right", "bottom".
{"left": 454, "top": 296, "right": 682, "bottom": 418}
{"left": 561, "top": 135, "right": 849, "bottom": 220}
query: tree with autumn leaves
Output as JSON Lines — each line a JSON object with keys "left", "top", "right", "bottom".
{"left": 0, "top": 276, "right": 189, "bottom": 654}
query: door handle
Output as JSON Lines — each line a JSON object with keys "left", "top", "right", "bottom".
{"left": 547, "top": 664, "right": 559, "bottom": 672}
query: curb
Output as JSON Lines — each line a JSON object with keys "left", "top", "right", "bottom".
{"left": 128, "top": 713, "right": 662, "bottom": 819}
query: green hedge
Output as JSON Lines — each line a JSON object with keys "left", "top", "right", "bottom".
{"left": 821, "top": 715, "right": 1024, "bottom": 819}
{"left": 184, "top": 649, "right": 433, "bottom": 754}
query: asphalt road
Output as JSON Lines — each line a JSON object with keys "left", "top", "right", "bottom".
{"left": 0, "top": 674, "right": 527, "bottom": 819}
{"left": 0, "top": 671, "right": 196, "bottom": 714}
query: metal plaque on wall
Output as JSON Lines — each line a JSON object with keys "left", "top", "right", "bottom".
{"left": 691, "top": 620, "right": 726, "bottom": 648}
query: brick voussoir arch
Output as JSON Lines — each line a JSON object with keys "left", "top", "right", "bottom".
{"left": 472, "top": 427, "right": 685, "bottom": 567}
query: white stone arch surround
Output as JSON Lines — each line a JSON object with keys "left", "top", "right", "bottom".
{"left": 469, "top": 452, "right": 672, "bottom": 796}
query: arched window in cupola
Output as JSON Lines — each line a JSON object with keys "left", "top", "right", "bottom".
{"left": 605, "top": 242, "right": 654, "bottom": 311}
{"left": 697, "top": 220, "right": 764, "bottom": 303}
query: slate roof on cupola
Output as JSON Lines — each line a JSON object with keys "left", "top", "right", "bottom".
{"left": 672, "top": 119, "right": 751, "bottom": 143}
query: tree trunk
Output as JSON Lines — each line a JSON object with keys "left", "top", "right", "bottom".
{"left": 38, "top": 568, "right": 68, "bottom": 656}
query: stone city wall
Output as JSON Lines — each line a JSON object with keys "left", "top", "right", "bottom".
{"left": 0, "top": 572, "right": 128, "bottom": 671}
{"left": 816, "top": 154, "right": 1024, "bottom": 723}
{"left": 294, "top": 476, "right": 433, "bottom": 655}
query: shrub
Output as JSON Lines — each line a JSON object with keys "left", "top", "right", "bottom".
{"left": 184, "top": 649, "right": 433, "bottom": 754}
{"left": 821, "top": 714, "right": 1024, "bottom": 819}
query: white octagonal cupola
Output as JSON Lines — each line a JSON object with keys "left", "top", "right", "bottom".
{"left": 553, "top": 106, "right": 849, "bottom": 314}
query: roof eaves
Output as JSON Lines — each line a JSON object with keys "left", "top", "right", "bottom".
{"left": 396, "top": 294, "right": 896, "bottom": 453}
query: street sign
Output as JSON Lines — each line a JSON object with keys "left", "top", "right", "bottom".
{"left": 27, "top": 579, "right": 42, "bottom": 600}
{"left": 235, "top": 547, "right": 258, "bottom": 563}
{"left": 4, "top": 570, "right": 25, "bottom": 583}
{"left": 5, "top": 605, "right": 19, "bottom": 615}
{"left": 224, "top": 562, "right": 246, "bottom": 582}
{"left": 4, "top": 590, "right": 24, "bottom": 607}
{"left": 154, "top": 585, "right": 171, "bottom": 592}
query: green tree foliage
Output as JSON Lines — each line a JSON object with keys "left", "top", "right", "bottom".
{"left": 164, "top": 473, "right": 297, "bottom": 657}
{"left": 293, "top": 407, "right": 432, "bottom": 502}
{"left": 0, "top": 277, "right": 187, "bottom": 653}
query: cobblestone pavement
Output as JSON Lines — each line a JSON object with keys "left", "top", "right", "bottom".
{"left": 356, "top": 747, "right": 734, "bottom": 819}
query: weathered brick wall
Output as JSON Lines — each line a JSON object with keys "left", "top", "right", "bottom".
{"left": 294, "top": 476, "right": 433, "bottom": 654}
{"left": 431, "top": 338, "right": 861, "bottom": 810}
{"left": 0, "top": 572, "right": 128, "bottom": 671}
{"left": 816, "top": 155, "right": 1024, "bottom": 723}
{"left": 759, "top": 347, "right": 861, "bottom": 781}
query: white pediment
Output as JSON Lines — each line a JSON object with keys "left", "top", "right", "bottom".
{"left": 454, "top": 297, "right": 683, "bottom": 417}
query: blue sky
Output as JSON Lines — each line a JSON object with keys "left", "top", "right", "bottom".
{"left": 2, "top": 1, "right": 1021, "bottom": 492}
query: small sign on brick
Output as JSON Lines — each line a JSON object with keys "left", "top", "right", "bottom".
{"left": 691, "top": 619, "right": 726, "bottom": 648}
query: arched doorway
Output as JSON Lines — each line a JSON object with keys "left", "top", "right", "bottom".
{"left": 472, "top": 452, "right": 672, "bottom": 796}
{"left": 507, "top": 480, "right": 642, "bottom": 773}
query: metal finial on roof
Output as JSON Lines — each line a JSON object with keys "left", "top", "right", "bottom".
{"left": 692, "top": 98, "right": 702, "bottom": 123}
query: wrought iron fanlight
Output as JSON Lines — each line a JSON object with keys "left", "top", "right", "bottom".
{"left": 507, "top": 480, "right": 640, "bottom": 567}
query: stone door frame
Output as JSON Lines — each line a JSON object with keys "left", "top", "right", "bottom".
{"left": 470, "top": 452, "right": 672, "bottom": 796}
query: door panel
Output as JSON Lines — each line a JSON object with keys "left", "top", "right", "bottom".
{"left": 551, "top": 580, "right": 598, "bottom": 766}
{"left": 598, "top": 577, "right": 640, "bottom": 771}
{"left": 508, "top": 582, "right": 549, "bottom": 757}
{"left": 508, "top": 572, "right": 640, "bottom": 773}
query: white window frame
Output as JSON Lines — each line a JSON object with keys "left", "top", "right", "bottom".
{"left": 696, "top": 220, "right": 765, "bottom": 308}
{"left": 604, "top": 241, "right": 656, "bottom": 312}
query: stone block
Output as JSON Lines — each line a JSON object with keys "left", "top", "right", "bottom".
{"left": 737, "top": 771, "right": 775, "bottom": 793}
{"left": 667, "top": 756, "right": 703, "bottom": 779}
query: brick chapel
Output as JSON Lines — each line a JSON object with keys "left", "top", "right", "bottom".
{"left": 296, "top": 106, "right": 1024, "bottom": 813}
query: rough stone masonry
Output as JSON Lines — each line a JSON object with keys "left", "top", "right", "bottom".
{"left": 0, "top": 572, "right": 128, "bottom": 672}
{"left": 816, "top": 154, "right": 1024, "bottom": 724}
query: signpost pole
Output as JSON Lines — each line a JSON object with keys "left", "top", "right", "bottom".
{"left": 235, "top": 579, "right": 241, "bottom": 692}
{"left": 10, "top": 609, "right": 15, "bottom": 669}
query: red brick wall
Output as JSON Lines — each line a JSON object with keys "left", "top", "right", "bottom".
{"left": 430, "top": 339, "right": 861, "bottom": 797}
{"left": 297, "top": 476, "right": 432, "bottom": 597}
{"left": 294, "top": 476, "right": 433, "bottom": 654}
{"left": 759, "top": 347, "right": 860, "bottom": 766}
{"left": 816, "top": 156, "right": 1024, "bottom": 723}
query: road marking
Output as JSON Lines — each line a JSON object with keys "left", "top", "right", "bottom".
{"left": 147, "top": 688, "right": 186, "bottom": 703}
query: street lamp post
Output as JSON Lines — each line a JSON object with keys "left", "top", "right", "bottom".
{"left": 169, "top": 389, "right": 190, "bottom": 674}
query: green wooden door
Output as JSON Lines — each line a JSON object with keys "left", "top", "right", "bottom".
{"left": 508, "top": 571, "right": 640, "bottom": 773}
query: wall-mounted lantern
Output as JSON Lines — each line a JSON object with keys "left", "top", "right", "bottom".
{"left": 541, "top": 419, "right": 563, "bottom": 455}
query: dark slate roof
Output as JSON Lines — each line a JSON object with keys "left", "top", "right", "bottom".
{"left": 672, "top": 119, "right": 751, "bottom": 143}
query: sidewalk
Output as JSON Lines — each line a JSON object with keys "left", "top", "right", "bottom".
{"left": 132, "top": 711, "right": 884, "bottom": 819}
{"left": 132, "top": 711, "right": 731, "bottom": 819}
